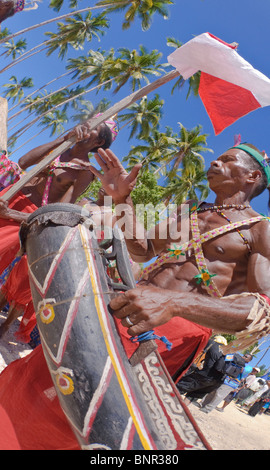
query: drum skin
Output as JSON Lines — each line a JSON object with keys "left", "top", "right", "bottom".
{"left": 23, "top": 203, "right": 211, "bottom": 451}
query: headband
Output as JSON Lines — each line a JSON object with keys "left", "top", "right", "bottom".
{"left": 15, "top": 0, "right": 25, "bottom": 13}
{"left": 232, "top": 143, "right": 270, "bottom": 187}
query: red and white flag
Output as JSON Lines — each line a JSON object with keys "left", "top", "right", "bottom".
{"left": 168, "top": 32, "right": 270, "bottom": 134}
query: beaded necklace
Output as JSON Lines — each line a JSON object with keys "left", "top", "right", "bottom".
{"left": 197, "top": 204, "right": 252, "bottom": 252}
{"left": 140, "top": 204, "right": 267, "bottom": 297}
{"left": 197, "top": 203, "right": 251, "bottom": 212}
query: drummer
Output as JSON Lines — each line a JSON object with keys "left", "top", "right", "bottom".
{"left": 89, "top": 145, "right": 270, "bottom": 381}
{"left": 0, "top": 117, "right": 118, "bottom": 340}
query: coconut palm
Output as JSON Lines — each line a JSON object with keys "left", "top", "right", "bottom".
{"left": 96, "top": 0, "right": 174, "bottom": 30}
{"left": 67, "top": 48, "right": 117, "bottom": 89}
{"left": 1, "top": 38, "right": 27, "bottom": 59}
{"left": 163, "top": 123, "right": 213, "bottom": 178}
{"left": 45, "top": 11, "right": 109, "bottom": 59}
{"left": 2, "top": 75, "right": 34, "bottom": 104}
{"left": 0, "top": 5, "right": 111, "bottom": 44}
{"left": 118, "top": 93, "right": 164, "bottom": 140}
{"left": 124, "top": 127, "right": 177, "bottom": 171}
{"left": 49, "top": 0, "right": 81, "bottom": 11}
{"left": 38, "top": 109, "right": 69, "bottom": 136}
{"left": 113, "top": 46, "right": 166, "bottom": 93}
{"left": 162, "top": 161, "right": 209, "bottom": 206}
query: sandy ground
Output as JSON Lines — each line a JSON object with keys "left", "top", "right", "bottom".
{"left": 187, "top": 400, "right": 270, "bottom": 450}
{"left": 0, "top": 312, "right": 269, "bottom": 451}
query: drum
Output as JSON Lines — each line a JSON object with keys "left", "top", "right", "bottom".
{"left": 21, "top": 203, "right": 211, "bottom": 450}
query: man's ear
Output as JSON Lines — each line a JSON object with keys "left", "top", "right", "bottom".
{"left": 246, "top": 169, "right": 262, "bottom": 184}
{"left": 97, "top": 138, "right": 105, "bottom": 149}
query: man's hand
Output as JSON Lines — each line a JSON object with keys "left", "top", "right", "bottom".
{"left": 65, "top": 124, "right": 91, "bottom": 142}
{"left": 0, "top": 198, "right": 29, "bottom": 222}
{"left": 109, "top": 286, "right": 174, "bottom": 336}
{"left": 0, "top": 198, "right": 9, "bottom": 218}
{"left": 89, "top": 148, "right": 142, "bottom": 203}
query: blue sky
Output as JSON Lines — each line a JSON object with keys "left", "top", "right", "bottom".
{"left": 2, "top": 0, "right": 270, "bottom": 369}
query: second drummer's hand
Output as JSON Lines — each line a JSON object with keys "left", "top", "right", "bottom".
{"left": 89, "top": 148, "right": 142, "bottom": 203}
{"left": 109, "top": 286, "right": 174, "bottom": 336}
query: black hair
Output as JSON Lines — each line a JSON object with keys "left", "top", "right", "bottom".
{"left": 240, "top": 143, "right": 270, "bottom": 209}
{"left": 0, "top": 1, "right": 17, "bottom": 22}
{"left": 90, "top": 123, "right": 113, "bottom": 153}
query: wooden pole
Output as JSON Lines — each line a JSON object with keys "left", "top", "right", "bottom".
{"left": 0, "top": 97, "right": 8, "bottom": 152}
{"left": 1, "top": 69, "right": 180, "bottom": 202}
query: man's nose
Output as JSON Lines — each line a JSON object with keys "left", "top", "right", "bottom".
{"left": 210, "top": 159, "right": 221, "bottom": 168}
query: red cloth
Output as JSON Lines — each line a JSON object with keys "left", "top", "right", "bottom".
{"left": 0, "top": 319, "right": 211, "bottom": 450}
{"left": 261, "top": 294, "right": 270, "bottom": 305}
{"left": 0, "top": 345, "right": 80, "bottom": 450}
{"left": 0, "top": 186, "right": 37, "bottom": 341}
{"left": 1, "top": 255, "right": 36, "bottom": 343}
{"left": 115, "top": 317, "right": 212, "bottom": 381}
{"left": 0, "top": 186, "right": 37, "bottom": 273}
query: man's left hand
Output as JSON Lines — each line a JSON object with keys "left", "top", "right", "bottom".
{"left": 109, "top": 285, "right": 174, "bottom": 335}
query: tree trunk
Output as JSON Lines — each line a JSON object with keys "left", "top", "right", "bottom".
{"left": 0, "top": 97, "right": 8, "bottom": 152}
{"left": 3, "top": 69, "right": 180, "bottom": 201}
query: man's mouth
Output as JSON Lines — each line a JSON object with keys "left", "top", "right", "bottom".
{"left": 207, "top": 168, "right": 220, "bottom": 177}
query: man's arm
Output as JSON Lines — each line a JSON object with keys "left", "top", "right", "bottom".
{"left": 89, "top": 148, "right": 152, "bottom": 261}
{"left": 247, "top": 219, "right": 270, "bottom": 298}
{"left": 89, "top": 148, "right": 188, "bottom": 262}
{"left": 109, "top": 285, "right": 259, "bottom": 336}
{"left": 0, "top": 200, "right": 30, "bottom": 223}
{"left": 18, "top": 124, "right": 92, "bottom": 170}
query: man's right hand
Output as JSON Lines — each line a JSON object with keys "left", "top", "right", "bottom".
{"left": 0, "top": 198, "right": 9, "bottom": 218}
{"left": 89, "top": 148, "right": 142, "bottom": 203}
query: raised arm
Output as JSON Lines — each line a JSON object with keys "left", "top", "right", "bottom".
{"left": 89, "top": 148, "right": 189, "bottom": 262}
{"left": 89, "top": 148, "right": 152, "bottom": 261}
{"left": 18, "top": 124, "right": 92, "bottom": 170}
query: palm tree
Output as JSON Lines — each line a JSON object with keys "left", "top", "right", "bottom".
{"left": 96, "top": 0, "right": 174, "bottom": 30}
{"left": 45, "top": 11, "right": 109, "bottom": 59}
{"left": 0, "top": 4, "right": 114, "bottom": 44}
{"left": 49, "top": 0, "right": 81, "bottom": 11}
{"left": 2, "top": 75, "right": 34, "bottom": 104}
{"left": 67, "top": 48, "right": 117, "bottom": 89}
{"left": 162, "top": 161, "right": 209, "bottom": 206}
{"left": 124, "top": 127, "right": 177, "bottom": 171}
{"left": 38, "top": 109, "right": 68, "bottom": 136}
{"left": 118, "top": 94, "right": 164, "bottom": 140}
{"left": 165, "top": 123, "right": 213, "bottom": 177}
{"left": 0, "top": 38, "right": 27, "bottom": 59}
{"left": 113, "top": 46, "right": 166, "bottom": 93}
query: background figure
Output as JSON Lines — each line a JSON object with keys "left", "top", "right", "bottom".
{"left": 248, "top": 381, "right": 270, "bottom": 417}
{"left": 198, "top": 353, "right": 253, "bottom": 413}
{"left": 176, "top": 335, "right": 227, "bottom": 403}
{"left": 217, "top": 366, "right": 260, "bottom": 412}
{"left": 234, "top": 367, "right": 261, "bottom": 405}
{"left": 240, "top": 378, "right": 269, "bottom": 408}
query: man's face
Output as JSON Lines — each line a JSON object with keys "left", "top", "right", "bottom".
{"left": 243, "top": 354, "right": 252, "bottom": 363}
{"left": 77, "top": 124, "right": 105, "bottom": 152}
{"left": 207, "top": 148, "right": 251, "bottom": 191}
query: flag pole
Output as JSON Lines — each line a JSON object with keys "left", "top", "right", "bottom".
{"left": 1, "top": 69, "right": 180, "bottom": 202}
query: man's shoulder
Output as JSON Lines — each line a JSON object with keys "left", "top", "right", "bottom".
{"left": 250, "top": 214, "right": 270, "bottom": 255}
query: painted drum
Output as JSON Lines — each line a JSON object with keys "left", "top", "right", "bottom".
{"left": 22, "top": 203, "right": 211, "bottom": 450}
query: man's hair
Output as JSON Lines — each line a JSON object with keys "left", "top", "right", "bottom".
{"left": 241, "top": 143, "right": 270, "bottom": 208}
{"left": 0, "top": 0, "right": 17, "bottom": 22}
{"left": 91, "top": 123, "right": 113, "bottom": 153}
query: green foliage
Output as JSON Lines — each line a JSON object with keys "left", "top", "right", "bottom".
{"left": 45, "top": 12, "right": 109, "bottom": 59}
{"left": 49, "top": 0, "right": 82, "bottom": 11}
{"left": 96, "top": 0, "right": 174, "bottom": 31}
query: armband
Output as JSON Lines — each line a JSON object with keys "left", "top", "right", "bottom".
{"left": 222, "top": 292, "right": 270, "bottom": 352}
